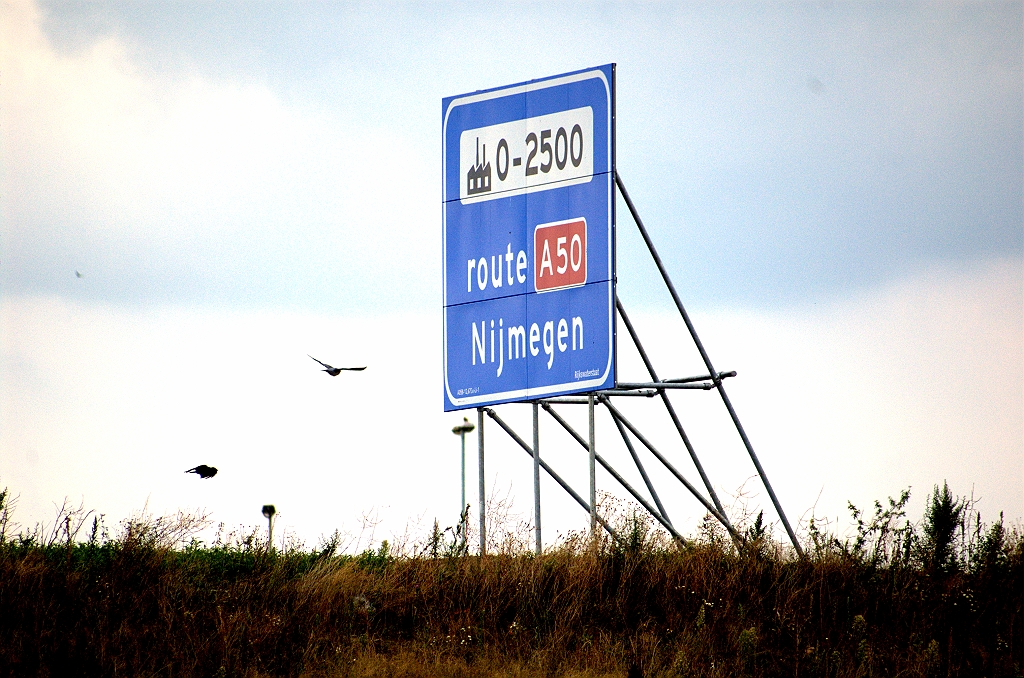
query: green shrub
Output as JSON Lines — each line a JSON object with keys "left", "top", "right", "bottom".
{"left": 0, "top": 482, "right": 1020, "bottom": 677}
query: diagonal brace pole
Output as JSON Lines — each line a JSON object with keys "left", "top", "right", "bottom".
{"left": 541, "top": 403, "right": 683, "bottom": 542}
{"left": 617, "top": 297, "right": 734, "bottom": 532}
{"left": 615, "top": 172, "right": 804, "bottom": 557}
{"left": 600, "top": 397, "right": 745, "bottom": 545}
{"left": 607, "top": 410, "right": 672, "bottom": 526}
{"left": 483, "top": 408, "right": 619, "bottom": 542}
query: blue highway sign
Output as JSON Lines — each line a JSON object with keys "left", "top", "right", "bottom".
{"left": 443, "top": 65, "right": 615, "bottom": 411}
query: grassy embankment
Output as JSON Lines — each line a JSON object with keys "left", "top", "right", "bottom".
{"left": 0, "top": 483, "right": 1020, "bottom": 677}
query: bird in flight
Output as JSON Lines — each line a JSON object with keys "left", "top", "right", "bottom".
{"left": 75, "top": 270, "right": 83, "bottom": 278}
{"left": 308, "top": 355, "right": 366, "bottom": 376}
{"left": 185, "top": 465, "right": 218, "bottom": 479}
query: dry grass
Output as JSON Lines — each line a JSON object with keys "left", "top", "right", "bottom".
{"left": 0, "top": 484, "right": 1020, "bottom": 677}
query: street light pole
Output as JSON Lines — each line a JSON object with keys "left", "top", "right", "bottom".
{"left": 451, "top": 417, "right": 475, "bottom": 549}
{"left": 261, "top": 504, "right": 276, "bottom": 554}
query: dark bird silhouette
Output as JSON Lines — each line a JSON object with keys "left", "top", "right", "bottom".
{"left": 308, "top": 355, "right": 366, "bottom": 376}
{"left": 185, "top": 465, "right": 218, "bottom": 479}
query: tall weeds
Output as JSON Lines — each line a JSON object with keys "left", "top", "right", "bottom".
{"left": 0, "top": 483, "right": 1020, "bottom": 677}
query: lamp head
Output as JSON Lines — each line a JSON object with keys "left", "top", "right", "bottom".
{"left": 451, "top": 416, "right": 476, "bottom": 435}
{"left": 262, "top": 504, "right": 276, "bottom": 519}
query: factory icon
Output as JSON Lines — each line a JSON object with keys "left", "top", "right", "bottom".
{"left": 467, "top": 137, "right": 492, "bottom": 195}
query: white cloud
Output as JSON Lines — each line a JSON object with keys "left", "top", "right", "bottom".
{"left": 1, "top": 258, "right": 1018, "bottom": 549}
{"left": 614, "top": 257, "right": 1023, "bottom": 533}
{"left": 1, "top": 0, "right": 437, "bottom": 308}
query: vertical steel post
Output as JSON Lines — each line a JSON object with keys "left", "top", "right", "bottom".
{"left": 532, "top": 402, "right": 542, "bottom": 555}
{"left": 484, "top": 407, "right": 620, "bottom": 542}
{"left": 588, "top": 393, "right": 597, "bottom": 538}
{"left": 616, "top": 172, "right": 804, "bottom": 557}
{"left": 477, "top": 407, "right": 486, "bottom": 556}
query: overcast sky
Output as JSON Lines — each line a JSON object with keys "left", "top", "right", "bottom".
{"left": 1, "top": 0, "right": 1021, "bottom": 551}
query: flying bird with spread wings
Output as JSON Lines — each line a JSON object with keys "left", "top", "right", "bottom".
{"left": 185, "top": 465, "right": 218, "bottom": 479}
{"left": 308, "top": 355, "right": 366, "bottom": 376}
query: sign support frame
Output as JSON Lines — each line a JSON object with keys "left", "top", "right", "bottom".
{"left": 447, "top": 66, "right": 803, "bottom": 558}
{"left": 467, "top": 172, "right": 803, "bottom": 558}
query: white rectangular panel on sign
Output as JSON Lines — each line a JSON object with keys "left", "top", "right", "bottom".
{"left": 459, "top": 107, "right": 594, "bottom": 204}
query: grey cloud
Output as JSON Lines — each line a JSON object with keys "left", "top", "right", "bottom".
{"left": 12, "top": 1, "right": 1022, "bottom": 312}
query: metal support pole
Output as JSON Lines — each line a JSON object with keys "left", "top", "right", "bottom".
{"left": 532, "top": 402, "right": 542, "bottom": 555}
{"left": 617, "top": 298, "right": 731, "bottom": 526}
{"left": 452, "top": 418, "right": 475, "bottom": 550}
{"left": 616, "top": 172, "right": 804, "bottom": 557}
{"left": 614, "top": 382, "right": 714, "bottom": 390}
{"left": 542, "top": 403, "right": 683, "bottom": 542}
{"left": 588, "top": 393, "right": 597, "bottom": 539}
{"left": 483, "top": 408, "right": 619, "bottom": 541}
{"left": 477, "top": 407, "right": 486, "bottom": 556}
{"left": 665, "top": 371, "right": 736, "bottom": 383}
{"left": 600, "top": 397, "right": 745, "bottom": 545}
{"left": 262, "top": 505, "right": 276, "bottom": 554}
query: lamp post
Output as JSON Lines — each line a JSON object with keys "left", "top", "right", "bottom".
{"left": 451, "top": 417, "right": 475, "bottom": 547}
{"left": 261, "top": 504, "right": 276, "bottom": 553}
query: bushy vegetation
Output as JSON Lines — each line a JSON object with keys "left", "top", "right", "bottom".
{"left": 0, "top": 483, "right": 1020, "bottom": 677}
